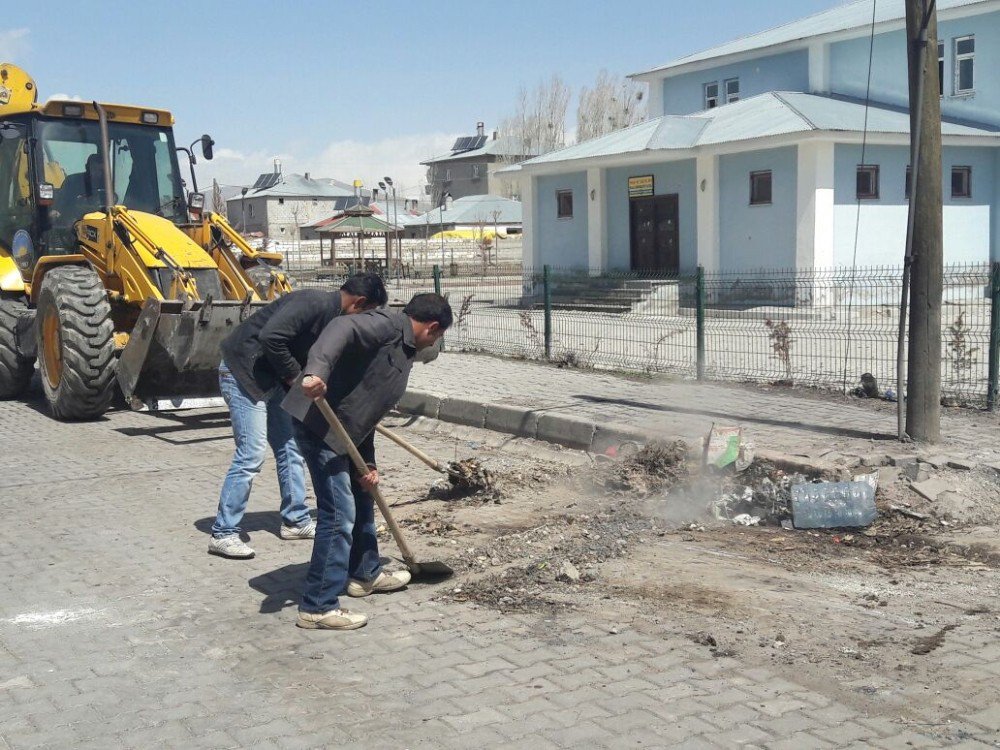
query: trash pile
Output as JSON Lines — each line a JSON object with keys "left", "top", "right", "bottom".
{"left": 711, "top": 461, "right": 807, "bottom": 526}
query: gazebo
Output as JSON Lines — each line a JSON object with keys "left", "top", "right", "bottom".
{"left": 315, "top": 205, "right": 402, "bottom": 274}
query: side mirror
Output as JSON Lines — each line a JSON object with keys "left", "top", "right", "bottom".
{"left": 200, "top": 134, "right": 214, "bottom": 161}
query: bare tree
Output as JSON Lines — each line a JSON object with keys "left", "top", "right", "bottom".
{"left": 495, "top": 75, "right": 571, "bottom": 199}
{"left": 576, "top": 70, "right": 647, "bottom": 143}
{"left": 211, "top": 179, "right": 227, "bottom": 217}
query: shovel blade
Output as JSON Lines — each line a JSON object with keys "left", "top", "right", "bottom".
{"left": 406, "top": 560, "right": 454, "bottom": 582}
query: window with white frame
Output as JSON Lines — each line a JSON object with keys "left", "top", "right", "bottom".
{"left": 951, "top": 166, "right": 972, "bottom": 198}
{"left": 954, "top": 35, "right": 974, "bottom": 94}
{"left": 472, "top": 163, "right": 481, "bottom": 179}
{"left": 856, "top": 165, "right": 879, "bottom": 200}
{"left": 938, "top": 41, "right": 945, "bottom": 96}
{"left": 725, "top": 78, "right": 740, "bottom": 103}
{"left": 704, "top": 82, "right": 719, "bottom": 109}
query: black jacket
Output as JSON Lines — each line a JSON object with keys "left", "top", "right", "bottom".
{"left": 220, "top": 289, "right": 343, "bottom": 401}
{"left": 282, "top": 308, "right": 416, "bottom": 467}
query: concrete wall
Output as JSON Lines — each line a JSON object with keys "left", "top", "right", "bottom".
{"left": 535, "top": 172, "right": 589, "bottom": 268}
{"left": 660, "top": 50, "right": 809, "bottom": 116}
{"left": 832, "top": 143, "right": 995, "bottom": 266}
{"left": 829, "top": 11, "right": 1000, "bottom": 126}
{"left": 264, "top": 198, "right": 341, "bottom": 240}
{"left": 427, "top": 157, "right": 493, "bottom": 204}
{"left": 605, "top": 160, "right": 697, "bottom": 271}
{"left": 718, "top": 146, "right": 798, "bottom": 270}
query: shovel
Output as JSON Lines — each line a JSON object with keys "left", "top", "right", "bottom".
{"left": 374, "top": 424, "right": 492, "bottom": 492}
{"left": 312, "top": 398, "right": 454, "bottom": 582}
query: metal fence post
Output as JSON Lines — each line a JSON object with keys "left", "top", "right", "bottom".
{"left": 432, "top": 264, "right": 442, "bottom": 297}
{"left": 696, "top": 265, "right": 706, "bottom": 380}
{"left": 988, "top": 261, "right": 1000, "bottom": 412}
{"left": 543, "top": 265, "right": 552, "bottom": 360}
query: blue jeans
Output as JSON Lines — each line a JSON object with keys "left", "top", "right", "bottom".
{"left": 295, "top": 423, "right": 382, "bottom": 614}
{"left": 212, "top": 362, "right": 310, "bottom": 538}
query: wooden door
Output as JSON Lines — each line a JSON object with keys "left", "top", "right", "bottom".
{"left": 630, "top": 194, "right": 679, "bottom": 272}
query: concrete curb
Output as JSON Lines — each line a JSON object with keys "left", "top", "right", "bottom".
{"left": 395, "top": 390, "right": 850, "bottom": 480}
{"left": 396, "top": 389, "right": 651, "bottom": 456}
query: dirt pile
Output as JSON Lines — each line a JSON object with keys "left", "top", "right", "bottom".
{"left": 596, "top": 440, "right": 689, "bottom": 495}
{"left": 445, "top": 459, "right": 492, "bottom": 493}
{"left": 427, "top": 458, "right": 568, "bottom": 503}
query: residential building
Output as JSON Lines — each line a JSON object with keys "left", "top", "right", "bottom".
{"left": 226, "top": 165, "right": 367, "bottom": 239}
{"left": 520, "top": 0, "right": 1000, "bottom": 274}
{"left": 422, "top": 123, "right": 539, "bottom": 205}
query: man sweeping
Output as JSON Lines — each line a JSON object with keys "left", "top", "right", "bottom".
{"left": 283, "top": 293, "right": 452, "bottom": 630}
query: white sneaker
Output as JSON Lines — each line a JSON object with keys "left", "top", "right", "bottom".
{"left": 346, "top": 570, "right": 412, "bottom": 597}
{"left": 208, "top": 535, "right": 255, "bottom": 559}
{"left": 296, "top": 608, "right": 368, "bottom": 630}
{"left": 280, "top": 521, "right": 316, "bottom": 540}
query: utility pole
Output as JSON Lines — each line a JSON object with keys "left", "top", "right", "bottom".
{"left": 903, "top": 0, "right": 943, "bottom": 442}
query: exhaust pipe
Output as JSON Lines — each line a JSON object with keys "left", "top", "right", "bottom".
{"left": 92, "top": 101, "right": 115, "bottom": 215}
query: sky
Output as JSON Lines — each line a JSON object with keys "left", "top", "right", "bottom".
{"left": 3, "top": 0, "right": 852, "bottom": 199}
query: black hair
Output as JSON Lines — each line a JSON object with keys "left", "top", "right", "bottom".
{"left": 403, "top": 293, "right": 453, "bottom": 330}
{"left": 340, "top": 272, "right": 387, "bottom": 307}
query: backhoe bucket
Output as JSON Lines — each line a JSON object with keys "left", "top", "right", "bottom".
{"left": 116, "top": 297, "right": 262, "bottom": 411}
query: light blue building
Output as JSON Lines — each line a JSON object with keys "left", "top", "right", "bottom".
{"left": 520, "top": 0, "right": 1000, "bottom": 273}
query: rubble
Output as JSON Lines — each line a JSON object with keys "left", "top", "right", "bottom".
{"left": 556, "top": 561, "right": 581, "bottom": 582}
{"left": 911, "top": 478, "right": 952, "bottom": 502}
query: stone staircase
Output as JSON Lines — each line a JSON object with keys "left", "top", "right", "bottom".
{"left": 546, "top": 276, "right": 678, "bottom": 314}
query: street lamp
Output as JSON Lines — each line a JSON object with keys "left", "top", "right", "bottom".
{"left": 383, "top": 176, "right": 398, "bottom": 277}
{"left": 240, "top": 186, "right": 248, "bottom": 232}
{"left": 378, "top": 181, "right": 389, "bottom": 272}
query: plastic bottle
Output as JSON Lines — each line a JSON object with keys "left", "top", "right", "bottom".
{"left": 790, "top": 481, "right": 877, "bottom": 529}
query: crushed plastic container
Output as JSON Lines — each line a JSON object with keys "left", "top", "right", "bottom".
{"left": 790, "top": 481, "right": 877, "bottom": 529}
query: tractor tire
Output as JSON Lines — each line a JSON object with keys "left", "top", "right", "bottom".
{"left": 36, "top": 266, "right": 116, "bottom": 420}
{"left": 0, "top": 298, "right": 34, "bottom": 399}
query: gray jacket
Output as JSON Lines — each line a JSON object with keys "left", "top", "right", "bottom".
{"left": 282, "top": 308, "right": 416, "bottom": 464}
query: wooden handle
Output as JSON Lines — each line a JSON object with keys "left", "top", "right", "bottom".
{"left": 375, "top": 424, "right": 448, "bottom": 474}
{"left": 312, "top": 398, "right": 417, "bottom": 565}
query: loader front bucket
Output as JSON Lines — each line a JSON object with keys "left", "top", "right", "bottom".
{"left": 117, "top": 297, "right": 264, "bottom": 411}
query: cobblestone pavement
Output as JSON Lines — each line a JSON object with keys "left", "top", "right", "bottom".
{"left": 2, "top": 373, "right": 999, "bottom": 749}
{"left": 410, "top": 352, "right": 1000, "bottom": 464}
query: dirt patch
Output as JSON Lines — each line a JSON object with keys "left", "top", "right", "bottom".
{"left": 442, "top": 506, "right": 651, "bottom": 613}
{"left": 911, "top": 624, "right": 959, "bottom": 655}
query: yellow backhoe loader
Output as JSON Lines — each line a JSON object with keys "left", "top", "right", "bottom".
{"left": 0, "top": 63, "right": 291, "bottom": 419}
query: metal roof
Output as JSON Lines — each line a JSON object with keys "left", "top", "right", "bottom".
{"left": 416, "top": 195, "right": 522, "bottom": 225}
{"left": 523, "top": 92, "right": 1000, "bottom": 167}
{"left": 232, "top": 173, "right": 358, "bottom": 199}
{"left": 316, "top": 214, "right": 401, "bottom": 235}
{"left": 421, "top": 135, "right": 541, "bottom": 165}
{"left": 634, "top": 0, "right": 990, "bottom": 78}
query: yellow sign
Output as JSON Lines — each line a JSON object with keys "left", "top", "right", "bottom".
{"left": 628, "top": 175, "right": 654, "bottom": 198}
